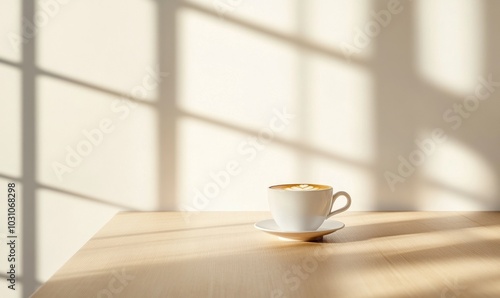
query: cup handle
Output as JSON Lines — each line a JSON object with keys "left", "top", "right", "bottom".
{"left": 326, "top": 191, "right": 351, "bottom": 218}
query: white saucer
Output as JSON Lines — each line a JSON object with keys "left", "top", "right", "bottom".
{"left": 254, "top": 219, "right": 345, "bottom": 241}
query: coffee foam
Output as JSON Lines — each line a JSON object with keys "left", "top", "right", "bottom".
{"left": 271, "top": 184, "right": 330, "bottom": 191}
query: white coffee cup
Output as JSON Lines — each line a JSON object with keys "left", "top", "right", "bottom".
{"left": 268, "top": 183, "right": 351, "bottom": 231}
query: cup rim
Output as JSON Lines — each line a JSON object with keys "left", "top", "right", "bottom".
{"left": 268, "top": 183, "right": 332, "bottom": 191}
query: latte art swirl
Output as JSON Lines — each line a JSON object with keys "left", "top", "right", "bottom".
{"left": 270, "top": 183, "right": 330, "bottom": 191}
{"left": 286, "top": 184, "right": 319, "bottom": 191}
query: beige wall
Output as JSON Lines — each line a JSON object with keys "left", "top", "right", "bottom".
{"left": 1, "top": 0, "right": 499, "bottom": 296}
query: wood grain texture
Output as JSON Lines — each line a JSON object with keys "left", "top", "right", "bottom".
{"left": 31, "top": 212, "right": 500, "bottom": 298}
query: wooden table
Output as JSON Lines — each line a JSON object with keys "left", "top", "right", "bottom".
{"left": 32, "top": 212, "right": 500, "bottom": 298}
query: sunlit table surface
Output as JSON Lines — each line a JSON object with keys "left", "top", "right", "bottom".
{"left": 32, "top": 211, "right": 500, "bottom": 298}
